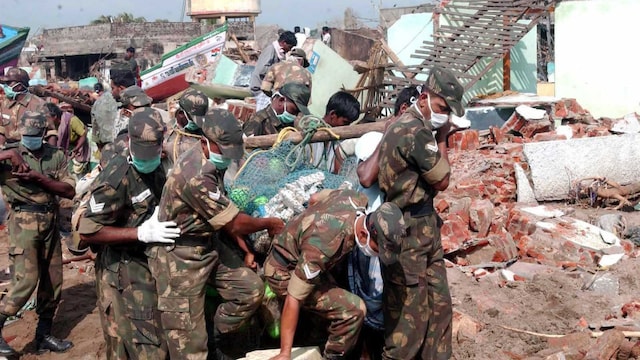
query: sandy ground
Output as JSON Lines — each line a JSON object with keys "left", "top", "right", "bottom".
{"left": 0, "top": 204, "right": 638, "bottom": 359}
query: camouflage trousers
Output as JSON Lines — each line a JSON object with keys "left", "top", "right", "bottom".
{"left": 0, "top": 210, "right": 62, "bottom": 319}
{"left": 148, "top": 242, "right": 218, "bottom": 360}
{"left": 381, "top": 213, "right": 452, "bottom": 360}
{"left": 264, "top": 260, "right": 366, "bottom": 357}
{"left": 95, "top": 246, "right": 167, "bottom": 360}
{"left": 206, "top": 256, "right": 265, "bottom": 335}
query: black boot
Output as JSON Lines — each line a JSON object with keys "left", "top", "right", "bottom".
{"left": 35, "top": 318, "right": 73, "bottom": 354}
{"left": 0, "top": 313, "right": 16, "bottom": 356}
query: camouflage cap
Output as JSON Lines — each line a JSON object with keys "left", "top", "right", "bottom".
{"left": 19, "top": 111, "right": 47, "bottom": 136}
{"left": 128, "top": 107, "right": 165, "bottom": 160}
{"left": 120, "top": 86, "right": 153, "bottom": 107}
{"left": 195, "top": 109, "right": 244, "bottom": 160}
{"left": 289, "top": 47, "right": 310, "bottom": 68}
{"left": 425, "top": 66, "right": 465, "bottom": 117}
{"left": 0, "top": 67, "right": 30, "bottom": 86}
{"left": 279, "top": 82, "right": 310, "bottom": 115}
{"left": 367, "top": 202, "right": 406, "bottom": 265}
{"left": 179, "top": 88, "right": 209, "bottom": 120}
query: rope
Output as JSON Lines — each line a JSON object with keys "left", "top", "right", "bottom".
{"left": 285, "top": 115, "right": 339, "bottom": 169}
{"left": 172, "top": 128, "right": 202, "bottom": 162}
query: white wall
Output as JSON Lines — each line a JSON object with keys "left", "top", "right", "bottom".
{"left": 555, "top": 0, "right": 640, "bottom": 118}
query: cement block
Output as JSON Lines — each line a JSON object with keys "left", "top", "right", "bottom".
{"left": 239, "top": 347, "right": 323, "bottom": 360}
{"left": 523, "top": 134, "right": 640, "bottom": 200}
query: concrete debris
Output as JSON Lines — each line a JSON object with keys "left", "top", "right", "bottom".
{"left": 239, "top": 347, "right": 322, "bottom": 360}
{"left": 516, "top": 104, "right": 547, "bottom": 120}
{"left": 610, "top": 113, "right": 640, "bottom": 134}
{"left": 514, "top": 163, "right": 538, "bottom": 204}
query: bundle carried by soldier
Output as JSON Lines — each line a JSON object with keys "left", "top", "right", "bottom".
{"left": 226, "top": 127, "right": 356, "bottom": 254}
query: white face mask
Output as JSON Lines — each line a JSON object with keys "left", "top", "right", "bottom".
{"left": 427, "top": 93, "right": 449, "bottom": 129}
{"left": 354, "top": 214, "right": 378, "bottom": 258}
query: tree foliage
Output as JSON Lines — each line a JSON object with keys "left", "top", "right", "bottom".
{"left": 90, "top": 13, "right": 148, "bottom": 24}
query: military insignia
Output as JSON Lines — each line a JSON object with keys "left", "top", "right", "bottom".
{"left": 90, "top": 195, "right": 105, "bottom": 213}
{"left": 208, "top": 189, "right": 221, "bottom": 201}
{"left": 131, "top": 189, "right": 151, "bottom": 204}
{"left": 427, "top": 141, "right": 438, "bottom": 152}
{"left": 303, "top": 263, "right": 320, "bottom": 279}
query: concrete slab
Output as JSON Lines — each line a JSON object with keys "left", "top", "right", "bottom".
{"left": 522, "top": 133, "right": 640, "bottom": 201}
{"left": 239, "top": 347, "right": 323, "bottom": 360}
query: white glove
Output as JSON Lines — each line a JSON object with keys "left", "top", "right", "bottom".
{"left": 137, "top": 207, "right": 181, "bottom": 244}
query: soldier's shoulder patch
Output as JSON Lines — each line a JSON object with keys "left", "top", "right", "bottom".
{"left": 89, "top": 195, "right": 105, "bottom": 213}
{"left": 427, "top": 141, "right": 438, "bottom": 152}
{"left": 303, "top": 264, "right": 320, "bottom": 279}
{"left": 208, "top": 188, "right": 221, "bottom": 201}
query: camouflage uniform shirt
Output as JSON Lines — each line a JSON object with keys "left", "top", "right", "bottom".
{"left": 242, "top": 106, "right": 285, "bottom": 137}
{"left": 270, "top": 189, "right": 367, "bottom": 299}
{"left": 159, "top": 145, "right": 239, "bottom": 236}
{"left": 261, "top": 61, "right": 312, "bottom": 97}
{"left": 378, "top": 106, "right": 450, "bottom": 210}
{"left": 78, "top": 154, "right": 165, "bottom": 249}
{"left": 0, "top": 143, "right": 75, "bottom": 205}
{"left": 0, "top": 94, "right": 53, "bottom": 143}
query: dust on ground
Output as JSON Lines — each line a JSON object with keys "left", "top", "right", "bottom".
{"left": 0, "top": 203, "right": 638, "bottom": 360}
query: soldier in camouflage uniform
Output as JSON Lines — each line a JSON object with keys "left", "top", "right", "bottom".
{"left": 377, "top": 66, "right": 464, "bottom": 360}
{"left": 261, "top": 48, "right": 312, "bottom": 98}
{"left": 79, "top": 108, "right": 180, "bottom": 359}
{"left": 149, "top": 109, "right": 284, "bottom": 359}
{"left": 0, "top": 68, "right": 55, "bottom": 146}
{"left": 161, "top": 88, "right": 208, "bottom": 173}
{"left": 242, "top": 82, "right": 310, "bottom": 137}
{"left": 0, "top": 111, "right": 76, "bottom": 356}
{"left": 264, "top": 189, "right": 405, "bottom": 360}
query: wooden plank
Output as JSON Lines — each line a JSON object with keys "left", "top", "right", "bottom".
{"left": 31, "top": 86, "right": 92, "bottom": 113}
{"left": 244, "top": 121, "right": 387, "bottom": 149}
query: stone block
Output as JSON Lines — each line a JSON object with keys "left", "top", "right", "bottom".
{"left": 452, "top": 310, "right": 483, "bottom": 343}
{"left": 523, "top": 133, "right": 640, "bottom": 201}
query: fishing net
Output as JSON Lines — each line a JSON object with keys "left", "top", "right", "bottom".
{"left": 226, "top": 118, "right": 357, "bottom": 253}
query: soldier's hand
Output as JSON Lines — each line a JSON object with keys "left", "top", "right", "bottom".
{"left": 244, "top": 252, "right": 257, "bottom": 270}
{"left": 267, "top": 218, "right": 285, "bottom": 237}
{"left": 9, "top": 150, "right": 29, "bottom": 173}
{"left": 137, "top": 207, "right": 181, "bottom": 244}
{"left": 12, "top": 169, "right": 42, "bottom": 182}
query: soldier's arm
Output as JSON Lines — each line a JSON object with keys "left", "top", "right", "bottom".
{"left": 357, "top": 142, "right": 381, "bottom": 188}
{"left": 260, "top": 66, "right": 276, "bottom": 97}
{"left": 242, "top": 112, "right": 264, "bottom": 137}
{"left": 270, "top": 294, "right": 301, "bottom": 360}
{"left": 13, "top": 170, "right": 75, "bottom": 199}
{"left": 409, "top": 128, "right": 451, "bottom": 192}
{"left": 78, "top": 182, "right": 138, "bottom": 244}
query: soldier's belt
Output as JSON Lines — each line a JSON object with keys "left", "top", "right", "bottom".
{"left": 175, "top": 234, "right": 213, "bottom": 248}
{"left": 12, "top": 203, "right": 55, "bottom": 213}
{"left": 404, "top": 198, "right": 434, "bottom": 218}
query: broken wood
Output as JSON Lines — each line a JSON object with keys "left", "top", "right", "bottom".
{"left": 498, "top": 324, "right": 640, "bottom": 339}
{"left": 230, "top": 33, "right": 251, "bottom": 64}
{"left": 63, "top": 253, "right": 94, "bottom": 265}
{"left": 572, "top": 177, "right": 640, "bottom": 210}
{"left": 31, "top": 86, "right": 92, "bottom": 113}
{"left": 244, "top": 121, "right": 386, "bottom": 149}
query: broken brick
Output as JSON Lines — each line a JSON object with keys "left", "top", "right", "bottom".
{"left": 435, "top": 198, "right": 450, "bottom": 214}
{"left": 501, "top": 111, "right": 527, "bottom": 133}
{"left": 448, "top": 197, "right": 472, "bottom": 226}
{"left": 520, "top": 119, "right": 553, "bottom": 138}
{"left": 441, "top": 214, "right": 472, "bottom": 254}
{"left": 584, "top": 329, "right": 625, "bottom": 360}
{"left": 533, "top": 132, "right": 568, "bottom": 142}
{"left": 469, "top": 199, "right": 494, "bottom": 237}
{"left": 448, "top": 129, "right": 480, "bottom": 152}
{"left": 486, "top": 232, "right": 518, "bottom": 263}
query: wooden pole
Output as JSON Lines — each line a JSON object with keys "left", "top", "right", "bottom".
{"left": 244, "top": 121, "right": 387, "bottom": 149}
{"left": 230, "top": 33, "right": 251, "bottom": 64}
{"left": 31, "top": 86, "right": 92, "bottom": 113}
